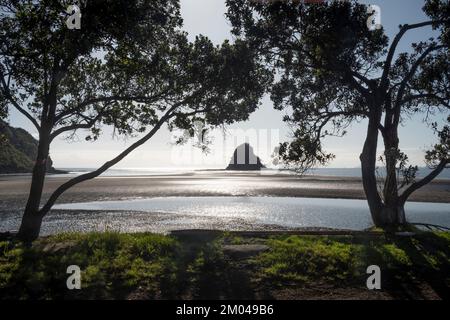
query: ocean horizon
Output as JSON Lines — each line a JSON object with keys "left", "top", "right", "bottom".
{"left": 51, "top": 166, "right": 450, "bottom": 179}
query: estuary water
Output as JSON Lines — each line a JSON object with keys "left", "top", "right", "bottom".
{"left": 9, "top": 196, "right": 439, "bottom": 234}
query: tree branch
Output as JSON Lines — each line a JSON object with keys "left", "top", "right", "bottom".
{"left": 54, "top": 90, "right": 171, "bottom": 123}
{"left": 350, "top": 70, "right": 373, "bottom": 89}
{"left": 380, "top": 20, "right": 448, "bottom": 89}
{"left": 397, "top": 44, "right": 444, "bottom": 97}
{"left": 399, "top": 158, "right": 448, "bottom": 204}
{"left": 344, "top": 71, "right": 371, "bottom": 101}
{"left": 49, "top": 113, "right": 103, "bottom": 141}
{"left": 0, "top": 71, "right": 40, "bottom": 131}
{"left": 393, "top": 44, "right": 445, "bottom": 126}
{"left": 38, "top": 83, "right": 214, "bottom": 216}
{"left": 401, "top": 93, "right": 450, "bottom": 109}
{"left": 38, "top": 106, "right": 178, "bottom": 216}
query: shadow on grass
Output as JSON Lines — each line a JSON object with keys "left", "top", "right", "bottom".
{"left": 253, "top": 232, "right": 449, "bottom": 300}
{"left": 0, "top": 231, "right": 448, "bottom": 300}
{"left": 0, "top": 231, "right": 270, "bottom": 300}
{"left": 172, "top": 232, "right": 271, "bottom": 299}
{"left": 390, "top": 233, "right": 450, "bottom": 299}
{"left": 333, "top": 232, "right": 449, "bottom": 299}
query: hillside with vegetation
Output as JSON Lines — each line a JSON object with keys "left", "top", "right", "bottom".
{"left": 0, "top": 120, "right": 63, "bottom": 174}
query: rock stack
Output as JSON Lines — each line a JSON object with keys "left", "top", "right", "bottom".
{"left": 226, "top": 143, "right": 265, "bottom": 171}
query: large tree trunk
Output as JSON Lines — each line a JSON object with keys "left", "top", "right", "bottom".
{"left": 380, "top": 125, "right": 407, "bottom": 228}
{"left": 379, "top": 203, "right": 406, "bottom": 227}
{"left": 361, "top": 105, "right": 408, "bottom": 229}
{"left": 360, "top": 112, "right": 384, "bottom": 227}
{"left": 17, "top": 130, "right": 50, "bottom": 242}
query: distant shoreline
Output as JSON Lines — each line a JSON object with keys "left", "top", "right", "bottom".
{"left": 2, "top": 166, "right": 449, "bottom": 180}
{"left": 0, "top": 171, "right": 448, "bottom": 211}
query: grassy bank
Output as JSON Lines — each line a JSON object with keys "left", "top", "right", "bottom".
{"left": 0, "top": 230, "right": 449, "bottom": 299}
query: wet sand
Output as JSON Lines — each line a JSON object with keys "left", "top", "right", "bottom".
{"left": 1, "top": 171, "right": 449, "bottom": 235}
{"left": 1, "top": 171, "right": 449, "bottom": 210}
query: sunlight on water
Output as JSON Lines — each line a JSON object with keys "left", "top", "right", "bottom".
{"left": 2, "top": 197, "right": 449, "bottom": 236}
{"left": 47, "top": 197, "right": 450, "bottom": 234}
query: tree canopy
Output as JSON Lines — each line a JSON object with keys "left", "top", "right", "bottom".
{"left": 226, "top": 0, "right": 449, "bottom": 226}
{"left": 1, "top": 0, "right": 269, "bottom": 142}
{"left": 0, "top": 0, "right": 271, "bottom": 241}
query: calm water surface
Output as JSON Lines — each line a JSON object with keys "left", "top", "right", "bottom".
{"left": 1, "top": 197, "right": 449, "bottom": 235}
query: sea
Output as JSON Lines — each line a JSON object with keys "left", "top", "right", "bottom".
{"left": 54, "top": 166, "right": 450, "bottom": 179}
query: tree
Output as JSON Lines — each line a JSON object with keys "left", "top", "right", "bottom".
{"left": 226, "top": 0, "right": 449, "bottom": 228}
{"left": 0, "top": 0, "right": 271, "bottom": 242}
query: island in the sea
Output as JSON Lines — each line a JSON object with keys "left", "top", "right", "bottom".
{"left": 226, "top": 143, "right": 265, "bottom": 171}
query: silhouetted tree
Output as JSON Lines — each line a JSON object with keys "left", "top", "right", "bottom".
{"left": 227, "top": 0, "right": 449, "bottom": 228}
{"left": 0, "top": 0, "right": 270, "bottom": 241}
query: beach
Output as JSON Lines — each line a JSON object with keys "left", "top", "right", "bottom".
{"left": 1, "top": 171, "right": 449, "bottom": 209}
{"left": 1, "top": 171, "right": 449, "bottom": 235}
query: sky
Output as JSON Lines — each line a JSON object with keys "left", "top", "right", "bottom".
{"left": 6, "top": 0, "right": 447, "bottom": 169}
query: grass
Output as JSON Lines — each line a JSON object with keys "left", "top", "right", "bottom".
{"left": 0, "top": 230, "right": 449, "bottom": 299}
{"left": 256, "top": 236, "right": 362, "bottom": 284}
{"left": 0, "top": 232, "right": 179, "bottom": 299}
{"left": 253, "top": 231, "right": 450, "bottom": 298}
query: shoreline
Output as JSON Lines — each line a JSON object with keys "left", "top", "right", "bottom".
{"left": 0, "top": 171, "right": 448, "bottom": 236}
{"left": 1, "top": 172, "right": 449, "bottom": 211}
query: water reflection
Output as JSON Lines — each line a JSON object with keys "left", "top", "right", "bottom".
{"left": 2, "top": 197, "right": 449, "bottom": 235}
{"left": 50, "top": 196, "right": 450, "bottom": 232}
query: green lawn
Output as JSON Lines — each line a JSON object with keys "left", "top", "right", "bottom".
{"left": 0, "top": 230, "right": 449, "bottom": 299}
